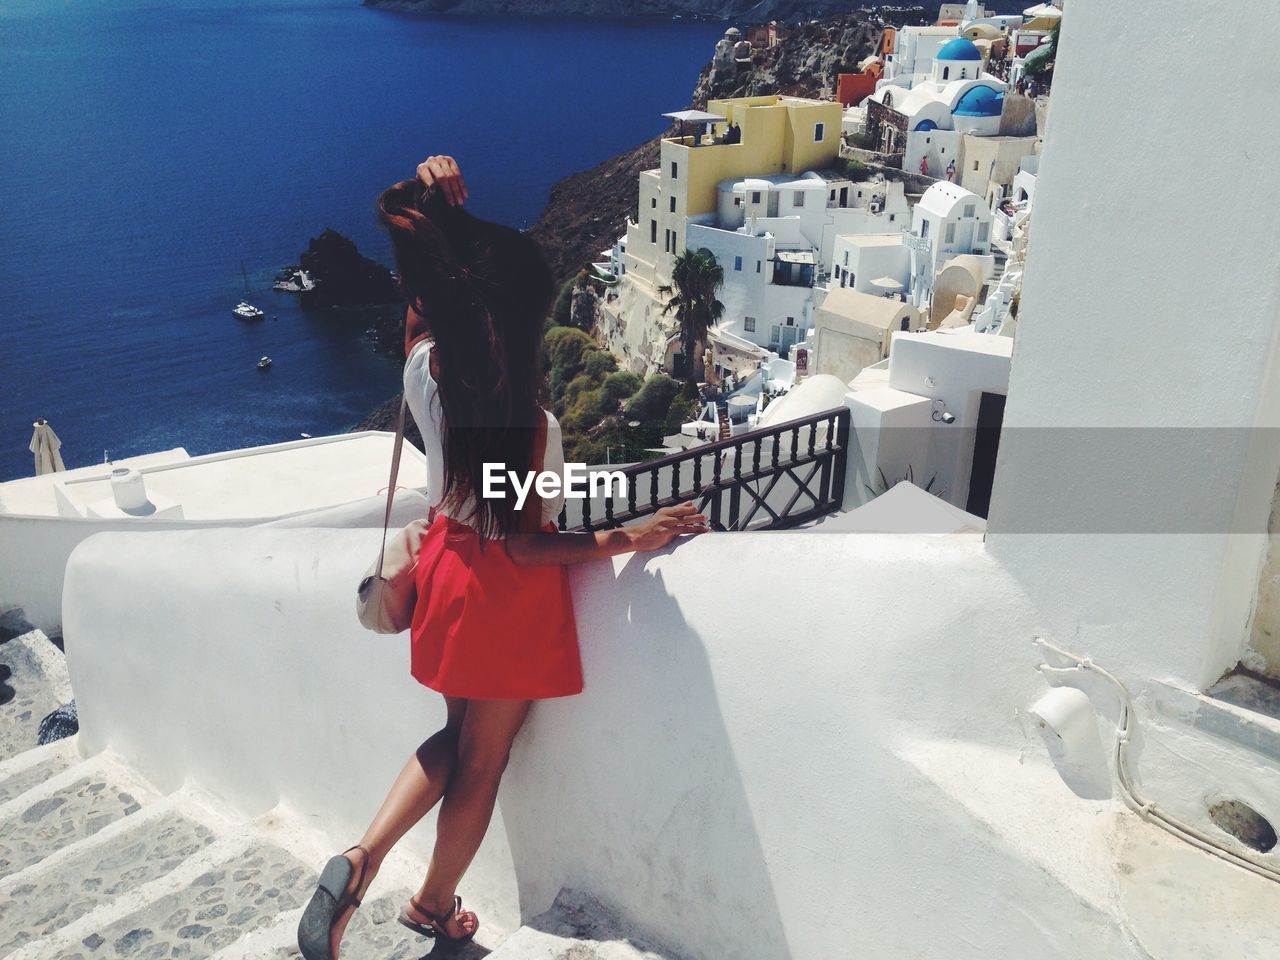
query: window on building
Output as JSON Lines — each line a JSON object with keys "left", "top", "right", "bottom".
{"left": 978, "top": 222, "right": 990, "bottom": 242}
{"left": 734, "top": 196, "right": 742, "bottom": 206}
{"left": 771, "top": 324, "right": 782, "bottom": 343}
{"left": 756, "top": 260, "right": 762, "bottom": 273}
{"left": 901, "top": 317, "right": 910, "bottom": 331}
{"left": 829, "top": 190, "right": 835, "bottom": 201}
{"left": 671, "top": 161, "right": 678, "bottom": 179}
{"left": 670, "top": 197, "right": 676, "bottom": 213}
{"left": 973, "top": 160, "right": 980, "bottom": 171}
{"left": 752, "top": 190, "right": 761, "bottom": 203}
{"left": 734, "top": 255, "right": 743, "bottom": 271}
{"left": 815, "top": 122, "right": 825, "bottom": 142}
{"left": 945, "top": 222, "right": 956, "bottom": 243}
{"left": 843, "top": 251, "right": 849, "bottom": 266}
{"left": 889, "top": 214, "right": 896, "bottom": 222}
{"left": 651, "top": 197, "right": 657, "bottom": 208}
{"left": 650, "top": 220, "right": 657, "bottom": 243}
{"left": 744, "top": 316, "right": 756, "bottom": 333}
{"left": 964, "top": 203, "right": 976, "bottom": 218}
{"left": 942, "top": 66, "right": 950, "bottom": 80}
{"left": 794, "top": 192, "right": 805, "bottom": 207}
{"left": 785, "top": 316, "right": 794, "bottom": 326}
{"left": 921, "top": 220, "right": 930, "bottom": 238}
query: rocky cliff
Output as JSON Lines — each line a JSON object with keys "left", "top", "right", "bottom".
{"left": 299, "top": 229, "right": 400, "bottom": 310}
{"left": 691, "top": 14, "right": 911, "bottom": 103}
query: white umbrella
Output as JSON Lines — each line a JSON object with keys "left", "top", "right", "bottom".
{"left": 871, "top": 276, "right": 905, "bottom": 291}
{"left": 29, "top": 419, "right": 66, "bottom": 475}
{"left": 1023, "top": 3, "right": 1063, "bottom": 18}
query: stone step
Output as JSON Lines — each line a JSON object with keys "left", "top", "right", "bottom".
{"left": 0, "top": 755, "right": 154, "bottom": 883}
{"left": 0, "top": 738, "right": 76, "bottom": 807}
{"left": 0, "top": 804, "right": 216, "bottom": 956}
{"left": 16, "top": 841, "right": 319, "bottom": 960}
{"left": 208, "top": 887, "right": 455, "bottom": 960}
{"left": 485, "top": 889, "right": 680, "bottom": 960}
{"left": 0, "top": 629, "right": 73, "bottom": 763}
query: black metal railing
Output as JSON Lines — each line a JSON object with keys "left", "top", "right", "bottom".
{"left": 558, "top": 406, "right": 851, "bottom": 533}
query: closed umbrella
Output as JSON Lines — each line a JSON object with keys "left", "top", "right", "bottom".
{"left": 30, "top": 419, "right": 66, "bottom": 475}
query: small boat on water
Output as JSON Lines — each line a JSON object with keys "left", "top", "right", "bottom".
{"left": 234, "top": 262, "right": 264, "bottom": 320}
{"left": 257, "top": 356, "right": 272, "bottom": 370}
{"left": 273, "top": 267, "right": 316, "bottom": 292}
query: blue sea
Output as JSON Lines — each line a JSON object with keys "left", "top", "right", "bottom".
{"left": 0, "top": 0, "right": 723, "bottom": 482}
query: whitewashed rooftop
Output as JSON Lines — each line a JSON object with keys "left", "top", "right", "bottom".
{"left": 0, "top": 432, "right": 427, "bottom": 522}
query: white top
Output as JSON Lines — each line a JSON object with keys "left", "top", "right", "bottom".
{"left": 403, "top": 337, "right": 566, "bottom": 532}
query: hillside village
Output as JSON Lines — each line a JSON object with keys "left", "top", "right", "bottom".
{"left": 561, "top": 0, "right": 1056, "bottom": 519}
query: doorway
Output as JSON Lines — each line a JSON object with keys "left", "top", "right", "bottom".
{"left": 966, "top": 392, "right": 1006, "bottom": 518}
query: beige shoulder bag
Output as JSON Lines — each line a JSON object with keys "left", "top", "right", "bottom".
{"left": 356, "top": 397, "right": 433, "bottom": 634}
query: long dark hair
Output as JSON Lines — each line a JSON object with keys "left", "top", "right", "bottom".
{"left": 377, "top": 179, "right": 556, "bottom": 538}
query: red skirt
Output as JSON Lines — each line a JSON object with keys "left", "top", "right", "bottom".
{"left": 409, "top": 515, "right": 583, "bottom": 700}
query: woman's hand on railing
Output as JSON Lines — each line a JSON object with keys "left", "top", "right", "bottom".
{"left": 508, "top": 503, "right": 707, "bottom": 566}
{"left": 621, "top": 502, "right": 709, "bottom": 552}
{"left": 416, "top": 155, "right": 468, "bottom": 207}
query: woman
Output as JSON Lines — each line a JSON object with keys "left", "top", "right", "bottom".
{"left": 297, "top": 155, "right": 708, "bottom": 960}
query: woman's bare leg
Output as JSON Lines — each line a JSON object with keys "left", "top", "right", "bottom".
{"left": 405, "top": 698, "right": 532, "bottom": 939}
{"left": 329, "top": 695, "right": 467, "bottom": 957}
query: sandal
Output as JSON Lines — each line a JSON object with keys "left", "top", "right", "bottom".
{"left": 297, "top": 844, "right": 372, "bottom": 960}
{"left": 397, "top": 893, "right": 479, "bottom": 947}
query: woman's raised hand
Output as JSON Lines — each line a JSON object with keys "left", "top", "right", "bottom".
{"left": 416, "top": 155, "right": 468, "bottom": 207}
{"left": 625, "top": 502, "right": 710, "bottom": 552}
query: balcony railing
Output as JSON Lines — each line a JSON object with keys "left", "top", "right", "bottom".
{"left": 559, "top": 406, "right": 851, "bottom": 533}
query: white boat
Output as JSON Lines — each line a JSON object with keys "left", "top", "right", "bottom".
{"left": 257, "top": 355, "right": 272, "bottom": 370}
{"left": 235, "top": 262, "right": 264, "bottom": 320}
{"left": 273, "top": 268, "right": 315, "bottom": 293}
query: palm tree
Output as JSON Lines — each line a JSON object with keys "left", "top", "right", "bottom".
{"left": 657, "top": 249, "right": 725, "bottom": 400}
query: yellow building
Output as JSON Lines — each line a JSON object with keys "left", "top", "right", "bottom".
{"left": 625, "top": 96, "right": 844, "bottom": 289}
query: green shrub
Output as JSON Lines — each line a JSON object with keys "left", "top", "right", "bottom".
{"left": 663, "top": 396, "right": 694, "bottom": 436}
{"left": 601, "top": 370, "right": 642, "bottom": 407}
{"left": 584, "top": 350, "right": 618, "bottom": 379}
{"left": 544, "top": 327, "right": 598, "bottom": 402}
{"left": 625, "top": 374, "right": 681, "bottom": 423}
{"left": 551, "top": 277, "right": 576, "bottom": 327}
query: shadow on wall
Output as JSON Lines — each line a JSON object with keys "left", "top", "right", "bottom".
{"left": 498, "top": 550, "right": 790, "bottom": 959}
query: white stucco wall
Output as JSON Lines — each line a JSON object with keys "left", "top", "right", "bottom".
{"left": 985, "top": 0, "right": 1280, "bottom": 689}
{"left": 63, "top": 522, "right": 1153, "bottom": 960}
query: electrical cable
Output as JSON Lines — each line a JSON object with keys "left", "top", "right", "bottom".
{"left": 1033, "top": 636, "right": 1280, "bottom": 885}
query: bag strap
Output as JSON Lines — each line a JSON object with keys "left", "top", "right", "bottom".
{"left": 374, "top": 395, "right": 409, "bottom": 580}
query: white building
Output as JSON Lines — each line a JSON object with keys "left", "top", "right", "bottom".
{"left": 831, "top": 233, "right": 912, "bottom": 296}
{"left": 847, "top": 328, "right": 1011, "bottom": 516}
{"left": 684, "top": 171, "right": 910, "bottom": 353}
{"left": 908, "top": 181, "right": 994, "bottom": 306}
{"left": 882, "top": 25, "right": 963, "bottom": 84}
{"left": 867, "top": 37, "right": 1008, "bottom": 179}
